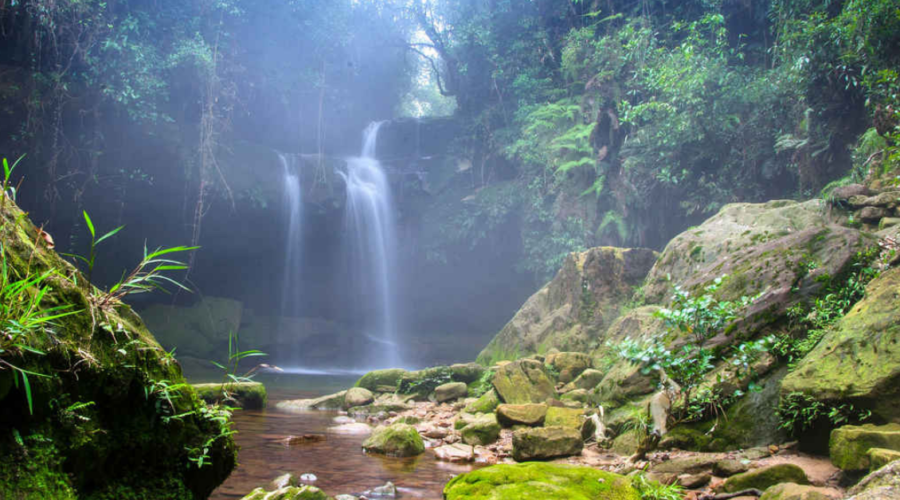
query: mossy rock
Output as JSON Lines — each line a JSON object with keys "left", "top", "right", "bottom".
{"left": 611, "top": 430, "right": 640, "bottom": 455}
{"left": 0, "top": 199, "right": 236, "bottom": 499}
{"left": 343, "top": 387, "right": 375, "bottom": 408}
{"left": 435, "top": 382, "right": 468, "bottom": 403}
{"left": 466, "top": 389, "right": 500, "bottom": 414}
{"left": 830, "top": 423, "right": 900, "bottom": 471}
{"left": 560, "top": 389, "right": 589, "bottom": 404}
{"left": 545, "top": 406, "right": 584, "bottom": 429}
{"left": 241, "top": 485, "right": 333, "bottom": 500}
{"left": 845, "top": 459, "right": 900, "bottom": 500}
{"left": 443, "top": 462, "right": 639, "bottom": 500}
{"left": 869, "top": 448, "right": 900, "bottom": 472}
{"left": 192, "top": 382, "right": 267, "bottom": 410}
{"left": 491, "top": 359, "right": 556, "bottom": 405}
{"left": 461, "top": 414, "right": 501, "bottom": 446}
{"left": 496, "top": 404, "right": 548, "bottom": 427}
{"left": 759, "top": 483, "right": 841, "bottom": 500}
{"left": 449, "top": 362, "right": 486, "bottom": 383}
{"left": 722, "top": 464, "right": 810, "bottom": 493}
{"left": 545, "top": 352, "right": 592, "bottom": 384}
{"left": 354, "top": 369, "right": 407, "bottom": 393}
{"left": 512, "top": 426, "right": 583, "bottom": 461}
{"left": 782, "top": 268, "right": 900, "bottom": 424}
{"left": 276, "top": 391, "right": 346, "bottom": 411}
{"left": 361, "top": 423, "right": 424, "bottom": 457}
{"left": 561, "top": 369, "right": 605, "bottom": 393}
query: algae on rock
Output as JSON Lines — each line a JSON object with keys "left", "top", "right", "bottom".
{"left": 444, "top": 462, "right": 639, "bottom": 500}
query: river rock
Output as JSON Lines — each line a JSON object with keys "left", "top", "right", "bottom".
{"left": 845, "top": 459, "right": 900, "bottom": 500}
{"left": 477, "top": 247, "right": 658, "bottom": 361}
{"left": 869, "top": 448, "right": 900, "bottom": 471}
{"left": 511, "top": 426, "right": 583, "bottom": 461}
{"left": 270, "top": 473, "right": 297, "bottom": 489}
{"left": 465, "top": 389, "right": 500, "bottom": 413}
{"left": 759, "top": 483, "right": 842, "bottom": 500}
{"left": 363, "top": 481, "right": 396, "bottom": 498}
{"left": 282, "top": 434, "right": 326, "bottom": 446}
{"left": 560, "top": 388, "right": 590, "bottom": 404}
{"left": 496, "top": 403, "right": 547, "bottom": 427}
{"left": 433, "top": 443, "right": 475, "bottom": 463}
{"left": 354, "top": 369, "right": 408, "bottom": 393}
{"left": 721, "top": 464, "right": 810, "bottom": 493}
{"left": 714, "top": 459, "right": 751, "bottom": 477}
{"left": 460, "top": 414, "right": 501, "bottom": 446}
{"left": 449, "top": 363, "right": 486, "bottom": 383}
{"left": 277, "top": 391, "right": 346, "bottom": 411}
{"left": 240, "top": 485, "right": 331, "bottom": 500}
{"left": 434, "top": 382, "right": 468, "bottom": 403}
{"left": 193, "top": 382, "right": 267, "bottom": 410}
{"left": 491, "top": 359, "right": 556, "bottom": 404}
{"left": 829, "top": 423, "right": 900, "bottom": 471}
{"left": 361, "top": 423, "right": 424, "bottom": 457}
{"left": 343, "top": 387, "right": 375, "bottom": 408}
{"left": 443, "top": 463, "right": 639, "bottom": 500}
{"left": 545, "top": 352, "right": 593, "bottom": 383}
{"left": 782, "top": 268, "right": 900, "bottom": 424}
{"left": 561, "top": 368, "right": 605, "bottom": 393}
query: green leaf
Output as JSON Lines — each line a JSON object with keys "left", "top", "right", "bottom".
{"left": 83, "top": 211, "right": 96, "bottom": 239}
{"left": 96, "top": 225, "right": 124, "bottom": 245}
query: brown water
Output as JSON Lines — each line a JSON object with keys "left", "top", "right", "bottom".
{"left": 207, "top": 373, "right": 480, "bottom": 500}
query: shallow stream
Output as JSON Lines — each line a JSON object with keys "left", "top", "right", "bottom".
{"left": 207, "top": 372, "right": 480, "bottom": 499}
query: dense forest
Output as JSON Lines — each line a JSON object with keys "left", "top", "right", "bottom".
{"left": 0, "top": 0, "right": 899, "bottom": 499}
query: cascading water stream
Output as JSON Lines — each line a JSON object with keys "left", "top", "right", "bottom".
{"left": 280, "top": 152, "right": 303, "bottom": 316}
{"left": 340, "top": 121, "right": 402, "bottom": 369}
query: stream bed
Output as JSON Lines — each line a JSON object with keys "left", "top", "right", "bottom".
{"left": 208, "top": 372, "right": 480, "bottom": 500}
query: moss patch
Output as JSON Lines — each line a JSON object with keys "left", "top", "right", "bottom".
{"left": 722, "top": 464, "right": 810, "bottom": 493}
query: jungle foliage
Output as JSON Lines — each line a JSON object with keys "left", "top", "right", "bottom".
{"left": 413, "top": 0, "right": 900, "bottom": 281}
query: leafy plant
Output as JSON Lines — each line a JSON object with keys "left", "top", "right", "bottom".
{"left": 398, "top": 367, "right": 453, "bottom": 396}
{"left": 210, "top": 331, "right": 267, "bottom": 404}
{"left": 64, "top": 211, "right": 123, "bottom": 287}
{"left": 632, "top": 473, "right": 684, "bottom": 500}
{"left": 655, "top": 276, "right": 755, "bottom": 345}
{"left": 777, "top": 392, "right": 872, "bottom": 437}
{"left": 1, "top": 155, "right": 25, "bottom": 207}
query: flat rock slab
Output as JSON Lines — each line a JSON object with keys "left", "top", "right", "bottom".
{"left": 722, "top": 464, "right": 810, "bottom": 493}
{"left": 496, "top": 403, "right": 547, "bottom": 427}
{"left": 433, "top": 443, "right": 475, "bottom": 463}
{"left": 830, "top": 423, "right": 900, "bottom": 471}
{"left": 511, "top": 426, "right": 583, "bottom": 461}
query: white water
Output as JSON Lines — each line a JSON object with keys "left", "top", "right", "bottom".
{"left": 280, "top": 152, "right": 303, "bottom": 316}
{"left": 340, "top": 121, "right": 402, "bottom": 369}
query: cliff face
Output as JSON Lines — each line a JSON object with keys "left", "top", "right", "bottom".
{"left": 0, "top": 199, "right": 236, "bottom": 499}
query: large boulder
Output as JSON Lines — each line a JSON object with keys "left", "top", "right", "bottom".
{"left": 443, "top": 463, "right": 639, "bottom": 500}
{"left": 782, "top": 268, "right": 900, "bottom": 423}
{"left": 511, "top": 426, "right": 584, "bottom": 461}
{"left": 561, "top": 368, "right": 605, "bottom": 393}
{"left": 721, "top": 464, "right": 810, "bottom": 493}
{"left": 466, "top": 389, "right": 500, "bottom": 414}
{"left": 0, "top": 200, "right": 236, "bottom": 499}
{"left": 460, "top": 414, "right": 501, "bottom": 446}
{"left": 361, "top": 423, "right": 425, "bottom": 457}
{"left": 477, "top": 247, "right": 658, "bottom": 362}
{"left": 829, "top": 424, "right": 900, "bottom": 471}
{"left": 545, "top": 352, "right": 592, "bottom": 384}
{"left": 491, "top": 359, "right": 556, "bottom": 404}
{"left": 343, "top": 387, "right": 374, "bottom": 408}
{"left": 644, "top": 200, "right": 869, "bottom": 330}
{"left": 759, "top": 483, "right": 841, "bottom": 500}
{"left": 496, "top": 404, "right": 548, "bottom": 427}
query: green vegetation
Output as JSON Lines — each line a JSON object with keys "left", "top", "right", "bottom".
{"left": 777, "top": 392, "right": 871, "bottom": 437}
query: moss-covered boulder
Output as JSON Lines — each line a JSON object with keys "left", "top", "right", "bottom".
{"left": 434, "top": 382, "right": 468, "bottom": 403}
{"left": 560, "top": 368, "right": 605, "bottom": 393}
{"left": 241, "top": 485, "right": 333, "bottom": 500}
{"left": 361, "top": 423, "right": 425, "bottom": 457}
{"left": 829, "top": 423, "right": 900, "bottom": 471}
{"left": 496, "top": 403, "right": 548, "bottom": 427}
{"left": 449, "top": 362, "right": 486, "bottom": 383}
{"left": 354, "top": 368, "right": 407, "bottom": 393}
{"left": 344, "top": 387, "right": 374, "bottom": 408}
{"left": 477, "top": 247, "right": 657, "bottom": 362}
{"left": 511, "top": 426, "right": 583, "bottom": 461}
{"left": 443, "top": 462, "right": 639, "bottom": 500}
{"left": 0, "top": 199, "right": 236, "bottom": 499}
{"left": 644, "top": 201, "right": 869, "bottom": 328}
{"left": 460, "top": 414, "right": 501, "bottom": 446}
{"left": 759, "top": 483, "right": 841, "bottom": 500}
{"left": 560, "top": 389, "right": 590, "bottom": 404}
{"left": 466, "top": 389, "right": 500, "bottom": 413}
{"left": 782, "top": 268, "right": 900, "bottom": 423}
{"left": 845, "top": 459, "right": 900, "bottom": 500}
{"left": 545, "top": 406, "right": 585, "bottom": 430}
{"left": 721, "top": 464, "right": 810, "bottom": 493}
{"left": 491, "top": 359, "right": 556, "bottom": 404}
{"left": 545, "top": 352, "right": 593, "bottom": 384}
{"left": 276, "top": 391, "right": 347, "bottom": 411}
{"left": 193, "top": 381, "right": 267, "bottom": 409}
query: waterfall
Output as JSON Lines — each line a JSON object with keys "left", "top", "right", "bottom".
{"left": 340, "top": 121, "right": 402, "bottom": 369}
{"left": 280, "top": 152, "right": 303, "bottom": 316}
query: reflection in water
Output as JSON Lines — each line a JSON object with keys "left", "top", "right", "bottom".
{"left": 209, "top": 382, "right": 479, "bottom": 499}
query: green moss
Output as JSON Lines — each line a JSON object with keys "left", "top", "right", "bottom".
{"left": 467, "top": 389, "right": 500, "bottom": 413}
{"left": 192, "top": 382, "right": 267, "bottom": 410}
{"left": 545, "top": 407, "right": 584, "bottom": 430}
{"left": 722, "top": 464, "right": 810, "bottom": 493}
{"left": 354, "top": 368, "right": 408, "bottom": 392}
{"left": 830, "top": 424, "right": 900, "bottom": 471}
{"left": 361, "top": 424, "right": 424, "bottom": 457}
{"left": 443, "top": 462, "right": 640, "bottom": 500}
{"left": 461, "top": 414, "right": 501, "bottom": 445}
